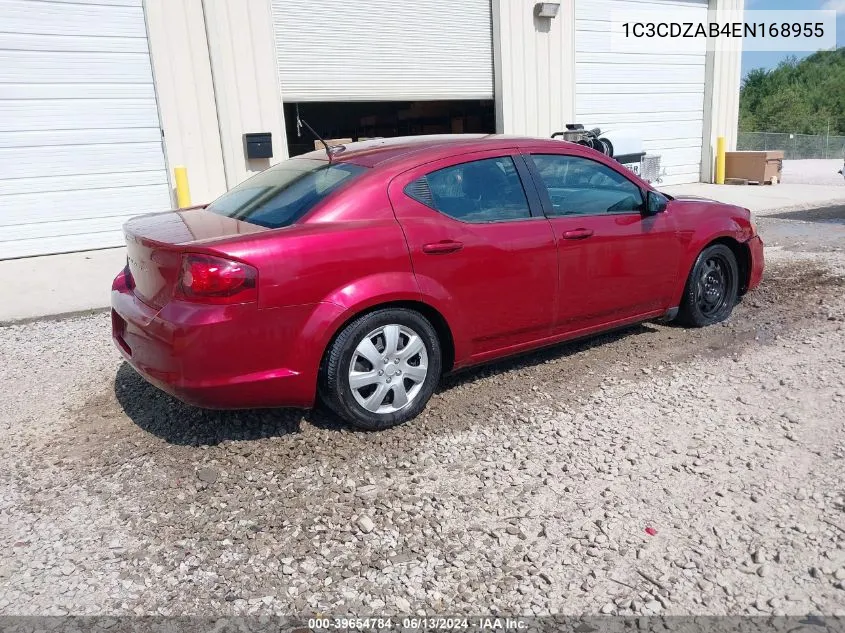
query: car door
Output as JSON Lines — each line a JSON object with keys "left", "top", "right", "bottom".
{"left": 389, "top": 150, "right": 558, "bottom": 359}
{"left": 522, "top": 151, "right": 681, "bottom": 331}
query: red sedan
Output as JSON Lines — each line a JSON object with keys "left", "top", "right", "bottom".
{"left": 112, "top": 135, "right": 764, "bottom": 430}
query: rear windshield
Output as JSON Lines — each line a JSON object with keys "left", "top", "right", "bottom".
{"left": 206, "top": 158, "right": 367, "bottom": 228}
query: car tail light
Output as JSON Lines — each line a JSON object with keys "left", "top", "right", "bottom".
{"left": 123, "top": 259, "right": 135, "bottom": 290}
{"left": 177, "top": 253, "right": 258, "bottom": 304}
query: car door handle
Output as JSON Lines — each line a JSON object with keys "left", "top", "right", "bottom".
{"left": 562, "top": 228, "right": 594, "bottom": 240}
{"left": 422, "top": 240, "right": 464, "bottom": 254}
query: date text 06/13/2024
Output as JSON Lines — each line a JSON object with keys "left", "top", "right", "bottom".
{"left": 307, "top": 617, "right": 530, "bottom": 631}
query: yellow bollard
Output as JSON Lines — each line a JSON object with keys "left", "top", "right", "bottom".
{"left": 174, "top": 166, "right": 191, "bottom": 208}
{"left": 715, "top": 136, "right": 726, "bottom": 185}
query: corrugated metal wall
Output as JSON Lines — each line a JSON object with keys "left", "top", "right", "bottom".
{"left": 492, "top": 0, "right": 576, "bottom": 138}
{"left": 575, "top": 0, "right": 710, "bottom": 186}
{"left": 0, "top": 0, "right": 171, "bottom": 258}
{"left": 1, "top": 0, "right": 745, "bottom": 261}
{"left": 145, "top": 0, "right": 227, "bottom": 206}
{"left": 701, "top": 0, "right": 744, "bottom": 182}
{"left": 203, "top": 0, "right": 289, "bottom": 187}
{"left": 270, "top": 0, "right": 494, "bottom": 102}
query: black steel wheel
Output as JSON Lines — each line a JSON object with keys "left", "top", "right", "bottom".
{"left": 677, "top": 244, "right": 739, "bottom": 327}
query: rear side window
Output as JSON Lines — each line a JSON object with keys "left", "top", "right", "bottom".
{"left": 530, "top": 154, "right": 645, "bottom": 216}
{"left": 207, "top": 158, "right": 367, "bottom": 228}
{"left": 405, "top": 156, "right": 531, "bottom": 223}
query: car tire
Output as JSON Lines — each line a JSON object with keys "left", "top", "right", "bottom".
{"left": 320, "top": 308, "right": 442, "bottom": 431}
{"left": 677, "top": 244, "right": 739, "bottom": 327}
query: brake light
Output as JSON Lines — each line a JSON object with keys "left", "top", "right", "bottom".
{"left": 177, "top": 254, "right": 258, "bottom": 304}
{"left": 123, "top": 259, "right": 135, "bottom": 290}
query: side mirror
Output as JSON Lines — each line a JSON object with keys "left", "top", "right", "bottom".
{"left": 644, "top": 190, "right": 668, "bottom": 216}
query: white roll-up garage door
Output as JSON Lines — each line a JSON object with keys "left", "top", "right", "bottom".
{"left": 0, "top": 0, "right": 172, "bottom": 259}
{"left": 270, "top": 0, "right": 494, "bottom": 102}
{"left": 575, "top": 0, "right": 708, "bottom": 185}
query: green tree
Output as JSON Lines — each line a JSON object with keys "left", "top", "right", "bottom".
{"left": 739, "top": 48, "right": 845, "bottom": 135}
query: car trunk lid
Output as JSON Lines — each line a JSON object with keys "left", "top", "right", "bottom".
{"left": 124, "top": 208, "right": 267, "bottom": 309}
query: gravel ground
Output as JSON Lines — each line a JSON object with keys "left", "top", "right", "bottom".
{"left": 2, "top": 207, "right": 845, "bottom": 617}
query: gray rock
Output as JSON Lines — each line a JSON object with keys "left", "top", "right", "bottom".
{"left": 355, "top": 485, "right": 379, "bottom": 500}
{"left": 356, "top": 515, "right": 375, "bottom": 534}
{"left": 197, "top": 467, "right": 218, "bottom": 484}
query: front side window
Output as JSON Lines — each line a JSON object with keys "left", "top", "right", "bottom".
{"left": 207, "top": 158, "right": 367, "bottom": 229}
{"left": 406, "top": 156, "right": 531, "bottom": 223}
{"left": 530, "top": 154, "right": 645, "bottom": 216}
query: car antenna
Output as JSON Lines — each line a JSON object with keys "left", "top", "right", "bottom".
{"left": 296, "top": 104, "right": 333, "bottom": 164}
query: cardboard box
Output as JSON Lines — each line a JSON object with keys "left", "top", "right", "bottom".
{"left": 725, "top": 150, "right": 784, "bottom": 183}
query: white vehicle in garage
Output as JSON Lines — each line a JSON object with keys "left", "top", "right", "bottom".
{"left": 553, "top": 124, "right": 664, "bottom": 184}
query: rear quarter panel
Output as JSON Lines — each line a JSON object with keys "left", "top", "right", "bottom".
{"left": 224, "top": 220, "right": 415, "bottom": 309}
{"left": 209, "top": 185, "right": 422, "bottom": 401}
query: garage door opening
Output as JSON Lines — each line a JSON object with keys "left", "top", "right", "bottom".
{"left": 284, "top": 100, "right": 496, "bottom": 157}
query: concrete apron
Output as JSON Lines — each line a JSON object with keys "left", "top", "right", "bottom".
{"left": 1, "top": 248, "right": 126, "bottom": 324}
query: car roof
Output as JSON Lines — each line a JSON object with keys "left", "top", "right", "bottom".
{"left": 298, "top": 134, "right": 573, "bottom": 168}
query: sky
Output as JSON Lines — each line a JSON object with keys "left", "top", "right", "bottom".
{"left": 741, "top": 0, "right": 845, "bottom": 76}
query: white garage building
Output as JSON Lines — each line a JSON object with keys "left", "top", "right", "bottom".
{"left": 575, "top": 0, "right": 712, "bottom": 185}
{"left": 0, "top": 0, "right": 743, "bottom": 259}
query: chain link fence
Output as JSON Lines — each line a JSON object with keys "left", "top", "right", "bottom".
{"left": 738, "top": 132, "right": 845, "bottom": 159}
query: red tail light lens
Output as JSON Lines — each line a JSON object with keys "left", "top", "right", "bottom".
{"left": 123, "top": 259, "right": 135, "bottom": 290}
{"left": 178, "top": 254, "right": 258, "bottom": 304}
{"left": 115, "top": 259, "right": 135, "bottom": 292}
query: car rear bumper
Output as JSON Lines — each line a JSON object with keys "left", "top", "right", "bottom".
{"left": 746, "top": 235, "right": 765, "bottom": 292}
{"left": 111, "top": 271, "right": 326, "bottom": 409}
